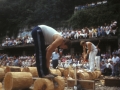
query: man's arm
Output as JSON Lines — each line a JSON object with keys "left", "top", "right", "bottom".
{"left": 86, "top": 42, "right": 92, "bottom": 55}
{"left": 46, "top": 36, "right": 63, "bottom": 68}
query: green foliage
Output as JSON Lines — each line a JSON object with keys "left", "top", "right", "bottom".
{"left": 69, "top": 4, "right": 120, "bottom": 29}
{"left": 69, "top": 0, "right": 120, "bottom": 29}
{"left": 0, "top": 0, "right": 119, "bottom": 38}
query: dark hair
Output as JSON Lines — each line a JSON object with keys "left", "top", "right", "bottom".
{"left": 64, "top": 39, "right": 72, "bottom": 49}
{"left": 80, "top": 40, "right": 85, "bottom": 46}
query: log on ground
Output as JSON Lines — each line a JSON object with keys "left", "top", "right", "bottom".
{"left": 4, "top": 72, "right": 33, "bottom": 90}
{"left": 34, "top": 78, "right": 54, "bottom": 90}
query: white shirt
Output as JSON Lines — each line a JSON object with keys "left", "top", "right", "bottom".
{"left": 38, "top": 25, "right": 60, "bottom": 44}
{"left": 52, "top": 52, "right": 60, "bottom": 60}
{"left": 112, "top": 56, "right": 119, "bottom": 64}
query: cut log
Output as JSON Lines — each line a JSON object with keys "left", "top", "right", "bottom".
{"left": 50, "top": 69, "right": 61, "bottom": 76}
{"left": 4, "top": 72, "right": 33, "bottom": 90}
{"left": 54, "top": 76, "right": 65, "bottom": 90}
{"left": 0, "top": 82, "right": 2, "bottom": 90}
{"left": 87, "top": 71, "right": 96, "bottom": 80}
{"left": 94, "top": 70, "right": 101, "bottom": 78}
{"left": 58, "top": 68, "right": 64, "bottom": 76}
{"left": 0, "top": 66, "right": 6, "bottom": 71}
{"left": 4, "top": 66, "right": 21, "bottom": 73}
{"left": 69, "top": 70, "right": 75, "bottom": 79}
{"left": 22, "top": 67, "right": 38, "bottom": 77}
{"left": 92, "top": 71, "right": 97, "bottom": 79}
{"left": 78, "top": 80, "right": 95, "bottom": 90}
{"left": 63, "top": 68, "right": 69, "bottom": 78}
{"left": 104, "top": 76, "right": 120, "bottom": 87}
{"left": 77, "top": 72, "right": 90, "bottom": 80}
{"left": 34, "top": 78, "right": 54, "bottom": 90}
{"left": 0, "top": 68, "right": 5, "bottom": 82}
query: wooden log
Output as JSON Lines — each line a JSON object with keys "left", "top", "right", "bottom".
{"left": 20, "top": 67, "right": 24, "bottom": 72}
{"left": 4, "top": 66, "right": 21, "bottom": 73}
{"left": 54, "top": 76, "right": 65, "bottom": 90}
{"left": 34, "top": 78, "right": 54, "bottom": 90}
{"left": 94, "top": 70, "right": 101, "bottom": 78}
{"left": 92, "top": 71, "right": 97, "bottom": 79}
{"left": 63, "top": 67, "right": 73, "bottom": 78}
{"left": 78, "top": 80, "right": 95, "bottom": 90}
{"left": 104, "top": 76, "right": 120, "bottom": 87}
{"left": 0, "top": 82, "right": 2, "bottom": 90}
{"left": 77, "top": 72, "right": 90, "bottom": 80}
{"left": 67, "top": 78, "right": 75, "bottom": 87}
{"left": 63, "top": 68, "right": 69, "bottom": 78}
{"left": 0, "top": 68, "right": 5, "bottom": 82}
{"left": 22, "top": 67, "right": 38, "bottom": 77}
{"left": 58, "top": 68, "right": 64, "bottom": 76}
{"left": 4, "top": 72, "right": 33, "bottom": 90}
{"left": 50, "top": 69, "right": 61, "bottom": 76}
{"left": 69, "top": 70, "right": 75, "bottom": 79}
{"left": 87, "top": 71, "right": 97, "bottom": 80}
{"left": 0, "top": 66, "right": 6, "bottom": 71}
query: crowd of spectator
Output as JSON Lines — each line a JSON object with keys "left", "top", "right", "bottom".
{"left": 1, "top": 35, "right": 33, "bottom": 46}
{"left": 0, "top": 54, "right": 36, "bottom": 67}
{"left": 58, "top": 20, "right": 117, "bottom": 39}
{"left": 1, "top": 46, "right": 120, "bottom": 77}
{"left": 1, "top": 20, "right": 117, "bottom": 47}
{"left": 74, "top": 0, "right": 107, "bottom": 12}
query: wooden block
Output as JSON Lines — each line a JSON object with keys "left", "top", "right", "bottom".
{"left": 78, "top": 80, "right": 95, "bottom": 90}
{"left": 104, "top": 76, "right": 120, "bottom": 87}
{"left": 67, "top": 79, "right": 95, "bottom": 90}
{"left": 67, "top": 79, "right": 75, "bottom": 87}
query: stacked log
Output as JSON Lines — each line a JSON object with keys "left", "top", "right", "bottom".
{"left": 87, "top": 71, "right": 96, "bottom": 80}
{"left": 0, "top": 82, "right": 2, "bottom": 90}
{"left": 50, "top": 69, "right": 61, "bottom": 76}
{"left": 54, "top": 76, "right": 65, "bottom": 90}
{"left": 0, "top": 68, "right": 5, "bottom": 82}
{"left": 77, "top": 72, "right": 90, "bottom": 80}
{"left": 4, "top": 66, "right": 21, "bottom": 73}
{"left": 22, "top": 67, "right": 38, "bottom": 77}
{"left": 33, "top": 76, "right": 65, "bottom": 90}
{"left": 4, "top": 72, "right": 33, "bottom": 90}
{"left": 69, "top": 70, "right": 75, "bottom": 79}
{"left": 92, "top": 71, "right": 97, "bottom": 79}
{"left": 63, "top": 68, "right": 69, "bottom": 78}
{"left": 0, "top": 66, "right": 6, "bottom": 71}
{"left": 63, "top": 67, "right": 73, "bottom": 77}
{"left": 34, "top": 78, "right": 54, "bottom": 90}
{"left": 94, "top": 70, "right": 101, "bottom": 78}
{"left": 58, "top": 68, "right": 64, "bottom": 76}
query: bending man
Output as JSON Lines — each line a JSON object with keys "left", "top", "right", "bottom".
{"left": 80, "top": 41, "right": 98, "bottom": 72}
{"left": 32, "top": 25, "right": 71, "bottom": 78}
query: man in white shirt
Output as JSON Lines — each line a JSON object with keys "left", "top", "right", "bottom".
{"left": 80, "top": 41, "right": 98, "bottom": 72}
{"left": 51, "top": 48, "right": 60, "bottom": 69}
{"left": 112, "top": 54, "right": 120, "bottom": 76}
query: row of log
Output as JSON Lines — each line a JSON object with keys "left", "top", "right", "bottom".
{"left": 0, "top": 66, "right": 101, "bottom": 81}
{"left": 0, "top": 66, "right": 65, "bottom": 90}
{"left": 0, "top": 66, "right": 101, "bottom": 90}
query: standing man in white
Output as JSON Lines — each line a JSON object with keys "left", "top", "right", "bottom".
{"left": 80, "top": 41, "right": 98, "bottom": 72}
{"left": 95, "top": 46, "right": 101, "bottom": 70}
{"left": 51, "top": 48, "right": 60, "bottom": 69}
